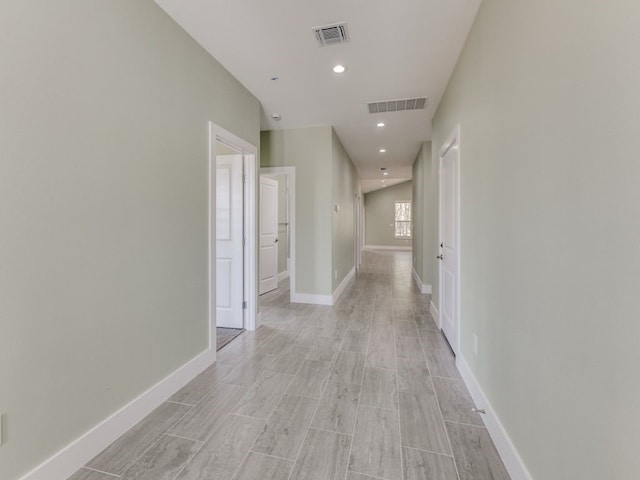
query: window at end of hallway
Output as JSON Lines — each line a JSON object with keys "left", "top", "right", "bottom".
{"left": 395, "top": 201, "right": 412, "bottom": 238}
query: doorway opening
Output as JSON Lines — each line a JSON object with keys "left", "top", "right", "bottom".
{"left": 209, "top": 123, "right": 257, "bottom": 354}
{"left": 259, "top": 167, "right": 296, "bottom": 306}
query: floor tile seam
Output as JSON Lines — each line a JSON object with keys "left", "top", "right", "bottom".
{"left": 105, "top": 399, "right": 198, "bottom": 476}
{"left": 224, "top": 404, "right": 276, "bottom": 480}
{"left": 347, "top": 467, "right": 393, "bottom": 480}
{"left": 243, "top": 371, "right": 299, "bottom": 459}
{"left": 391, "top": 316, "right": 407, "bottom": 480}
{"left": 80, "top": 466, "right": 121, "bottom": 478}
{"left": 228, "top": 450, "right": 258, "bottom": 480}
{"left": 162, "top": 435, "right": 205, "bottom": 480}
{"left": 284, "top": 400, "right": 321, "bottom": 480}
{"left": 443, "top": 419, "right": 488, "bottom": 429}
{"left": 190, "top": 382, "right": 248, "bottom": 413}
{"left": 165, "top": 400, "right": 196, "bottom": 407}
{"left": 413, "top": 312, "right": 461, "bottom": 480}
{"left": 283, "top": 390, "right": 325, "bottom": 401}
{"left": 363, "top": 365, "right": 397, "bottom": 373}
{"left": 248, "top": 447, "right": 298, "bottom": 463}
{"left": 402, "top": 444, "right": 455, "bottom": 458}
{"left": 358, "top": 401, "right": 398, "bottom": 411}
{"left": 109, "top": 426, "right": 180, "bottom": 477}
{"left": 343, "top": 300, "right": 373, "bottom": 479}
{"left": 162, "top": 432, "right": 205, "bottom": 444}
{"left": 228, "top": 412, "right": 270, "bottom": 425}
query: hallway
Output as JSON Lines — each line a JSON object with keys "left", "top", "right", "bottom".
{"left": 70, "top": 251, "right": 509, "bottom": 480}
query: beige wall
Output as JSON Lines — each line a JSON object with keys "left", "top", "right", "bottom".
{"left": 260, "top": 127, "right": 334, "bottom": 295}
{"left": 411, "top": 142, "right": 436, "bottom": 286}
{"left": 261, "top": 127, "right": 359, "bottom": 296}
{"left": 331, "top": 129, "right": 360, "bottom": 290}
{"left": 0, "top": 2, "right": 260, "bottom": 479}
{"left": 364, "top": 181, "right": 413, "bottom": 248}
{"left": 432, "top": 0, "right": 640, "bottom": 478}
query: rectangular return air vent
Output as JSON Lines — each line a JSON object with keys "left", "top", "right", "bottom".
{"left": 313, "top": 22, "right": 350, "bottom": 46}
{"left": 368, "top": 97, "right": 428, "bottom": 114}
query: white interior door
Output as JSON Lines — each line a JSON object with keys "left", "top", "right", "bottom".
{"left": 259, "top": 176, "right": 279, "bottom": 295}
{"left": 440, "top": 132, "right": 460, "bottom": 354}
{"left": 216, "top": 154, "right": 244, "bottom": 328}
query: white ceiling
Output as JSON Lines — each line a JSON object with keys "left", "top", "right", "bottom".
{"left": 155, "top": 0, "right": 480, "bottom": 192}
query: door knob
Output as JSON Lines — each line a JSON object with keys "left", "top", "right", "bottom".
{"left": 437, "top": 255, "right": 443, "bottom": 260}
{"left": 275, "top": 238, "right": 279, "bottom": 243}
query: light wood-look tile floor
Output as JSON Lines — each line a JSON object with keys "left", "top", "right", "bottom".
{"left": 70, "top": 251, "right": 510, "bottom": 480}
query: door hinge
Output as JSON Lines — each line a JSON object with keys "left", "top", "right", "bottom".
{"left": 242, "top": 175, "right": 247, "bottom": 184}
{"left": 242, "top": 301, "right": 247, "bottom": 309}
{"left": 243, "top": 237, "right": 246, "bottom": 246}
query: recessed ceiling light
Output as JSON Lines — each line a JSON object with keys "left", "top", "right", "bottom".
{"left": 382, "top": 184, "right": 387, "bottom": 187}
{"left": 377, "top": 122, "right": 385, "bottom": 128}
{"left": 383, "top": 172, "right": 389, "bottom": 176}
{"left": 333, "top": 65, "right": 346, "bottom": 74}
{"left": 379, "top": 149, "right": 386, "bottom": 153}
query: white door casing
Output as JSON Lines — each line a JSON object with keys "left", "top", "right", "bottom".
{"left": 259, "top": 176, "right": 279, "bottom": 295}
{"left": 439, "top": 125, "right": 461, "bottom": 355}
{"left": 216, "top": 154, "right": 244, "bottom": 328}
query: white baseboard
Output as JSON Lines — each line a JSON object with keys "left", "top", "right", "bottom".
{"left": 364, "top": 245, "right": 412, "bottom": 251}
{"left": 333, "top": 267, "right": 356, "bottom": 304}
{"left": 430, "top": 300, "right": 439, "bottom": 327}
{"left": 19, "top": 348, "right": 216, "bottom": 480}
{"left": 457, "top": 356, "right": 533, "bottom": 480}
{"left": 291, "top": 292, "right": 333, "bottom": 306}
{"left": 277, "top": 270, "right": 289, "bottom": 282}
{"left": 412, "top": 267, "right": 432, "bottom": 294}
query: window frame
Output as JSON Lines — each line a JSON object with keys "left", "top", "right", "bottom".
{"left": 394, "top": 200, "right": 412, "bottom": 239}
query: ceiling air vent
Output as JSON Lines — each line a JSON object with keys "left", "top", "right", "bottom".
{"left": 313, "top": 22, "right": 350, "bottom": 46}
{"left": 368, "top": 97, "right": 429, "bottom": 114}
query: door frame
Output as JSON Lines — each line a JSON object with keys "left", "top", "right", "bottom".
{"left": 258, "top": 175, "right": 280, "bottom": 295}
{"left": 438, "top": 124, "right": 462, "bottom": 354}
{"left": 259, "top": 166, "right": 296, "bottom": 303}
{"left": 209, "top": 122, "right": 258, "bottom": 352}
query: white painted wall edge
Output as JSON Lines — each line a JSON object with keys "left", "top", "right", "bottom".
{"left": 457, "top": 356, "right": 533, "bottom": 480}
{"left": 430, "top": 301, "right": 440, "bottom": 327}
{"left": 411, "top": 267, "right": 432, "bottom": 294}
{"left": 364, "top": 245, "right": 412, "bottom": 251}
{"left": 19, "top": 348, "right": 216, "bottom": 480}
{"left": 291, "top": 292, "right": 333, "bottom": 306}
{"left": 277, "top": 271, "right": 289, "bottom": 282}
{"left": 332, "top": 267, "right": 356, "bottom": 304}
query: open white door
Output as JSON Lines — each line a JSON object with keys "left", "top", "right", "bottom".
{"left": 259, "top": 176, "right": 279, "bottom": 295}
{"left": 216, "top": 154, "right": 244, "bottom": 328}
{"left": 439, "top": 126, "right": 461, "bottom": 354}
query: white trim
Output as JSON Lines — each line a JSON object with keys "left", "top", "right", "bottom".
{"left": 411, "top": 267, "right": 432, "bottom": 294}
{"left": 364, "top": 245, "right": 412, "bottom": 251}
{"left": 291, "top": 292, "right": 333, "bottom": 306}
{"left": 19, "top": 349, "right": 216, "bottom": 480}
{"left": 332, "top": 267, "right": 356, "bottom": 304}
{"left": 210, "top": 123, "right": 258, "bottom": 333}
{"left": 457, "top": 356, "right": 533, "bottom": 480}
{"left": 260, "top": 167, "right": 296, "bottom": 306}
{"left": 277, "top": 270, "right": 289, "bottom": 282}
{"left": 430, "top": 300, "right": 440, "bottom": 327}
